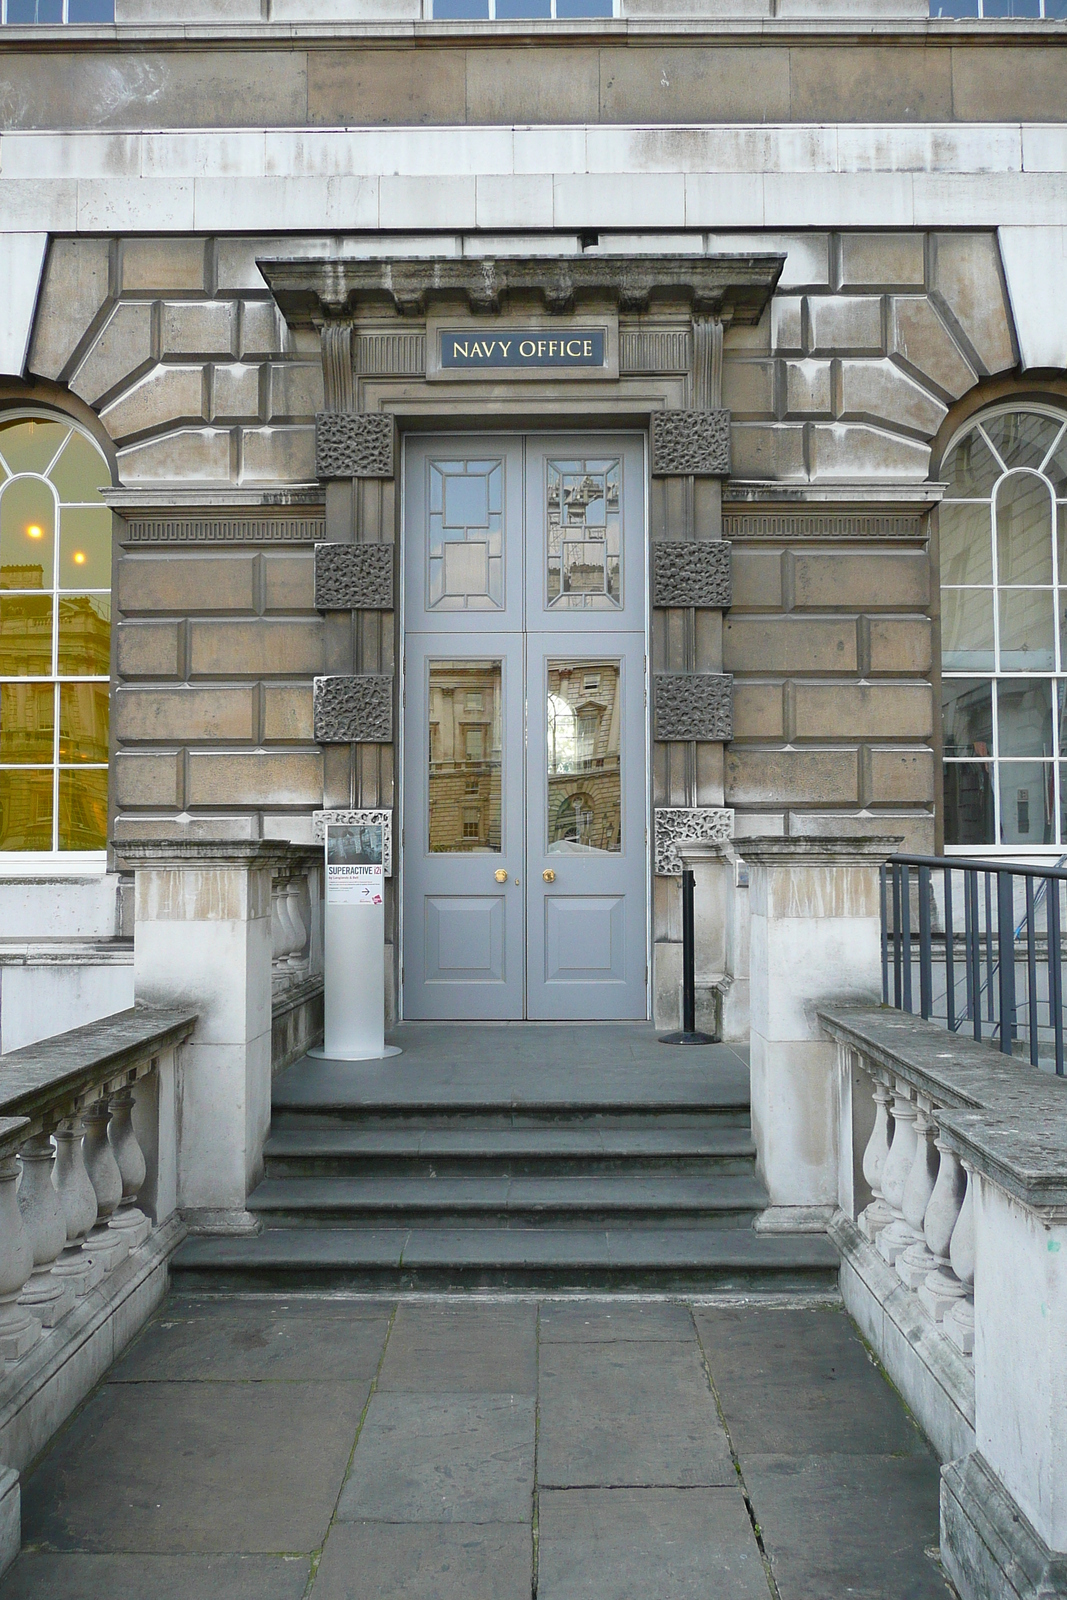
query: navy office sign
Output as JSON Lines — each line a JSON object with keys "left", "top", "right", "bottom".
{"left": 441, "top": 329, "right": 606, "bottom": 370}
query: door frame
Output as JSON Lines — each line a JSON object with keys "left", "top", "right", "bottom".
{"left": 398, "top": 425, "right": 652, "bottom": 1022}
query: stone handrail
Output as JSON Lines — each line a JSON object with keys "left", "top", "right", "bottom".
{"left": 0, "top": 1004, "right": 196, "bottom": 1366}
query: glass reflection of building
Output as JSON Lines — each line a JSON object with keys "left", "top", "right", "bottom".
{"left": 427, "top": 660, "right": 503, "bottom": 853}
{"left": 546, "top": 661, "right": 621, "bottom": 854}
{"left": 0, "top": 415, "right": 111, "bottom": 854}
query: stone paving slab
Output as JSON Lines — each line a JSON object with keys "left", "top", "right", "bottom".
{"left": 310, "top": 1523, "right": 532, "bottom": 1600}
{"left": 537, "top": 1487, "right": 769, "bottom": 1600}
{"left": 336, "top": 1393, "right": 536, "bottom": 1524}
{"left": 1, "top": 1293, "right": 951, "bottom": 1600}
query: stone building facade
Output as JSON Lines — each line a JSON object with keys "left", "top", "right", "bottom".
{"left": 1, "top": 0, "right": 1066, "bottom": 1031}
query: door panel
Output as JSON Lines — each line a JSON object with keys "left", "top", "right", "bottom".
{"left": 403, "top": 432, "right": 647, "bottom": 1021}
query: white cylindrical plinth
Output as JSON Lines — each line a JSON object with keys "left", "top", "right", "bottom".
{"left": 324, "top": 901, "right": 386, "bottom": 1061}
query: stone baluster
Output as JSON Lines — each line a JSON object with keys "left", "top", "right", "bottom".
{"left": 858, "top": 1075, "right": 894, "bottom": 1240}
{"left": 877, "top": 1081, "right": 920, "bottom": 1265}
{"left": 81, "top": 1100, "right": 130, "bottom": 1274}
{"left": 0, "top": 1154, "right": 40, "bottom": 1360}
{"left": 106, "top": 1089, "right": 152, "bottom": 1250}
{"left": 285, "top": 875, "right": 309, "bottom": 972}
{"left": 897, "top": 1098, "right": 941, "bottom": 1289}
{"left": 16, "top": 1132, "right": 74, "bottom": 1327}
{"left": 51, "top": 1117, "right": 104, "bottom": 1297}
{"left": 918, "top": 1130, "right": 968, "bottom": 1322}
{"left": 272, "top": 872, "right": 299, "bottom": 983}
{"left": 943, "top": 1163, "right": 975, "bottom": 1356}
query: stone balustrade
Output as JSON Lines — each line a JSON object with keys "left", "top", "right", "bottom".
{"left": 270, "top": 851, "right": 323, "bottom": 997}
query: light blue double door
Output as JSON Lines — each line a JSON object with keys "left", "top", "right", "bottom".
{"left": 402, "top": 434, "right": 648, "bottom": 1020}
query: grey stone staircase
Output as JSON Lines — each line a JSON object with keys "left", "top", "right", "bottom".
{"left": 173, "top": 1025, "right": 838, "bottom": 1292}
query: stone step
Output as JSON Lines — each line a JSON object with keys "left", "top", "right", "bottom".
{"left": 172, "top": 1225, "right": 839, "bottom": 1294}
{"left": 262, "top": 1124, "right": 757, "bottom": 1179}
{"left": 245, "top": 1172, "right": 768, "bottom": 1230}
{"left": 270, "top": 1105, "right": 752, "bottom": 1132}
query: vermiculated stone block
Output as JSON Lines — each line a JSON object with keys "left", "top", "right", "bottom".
{"left": 314, "top": 544, "right": 394, "bottom": 611}
{"left": 315, "top": 412, "right": 394, "bottom": 479}
{"left": 652, "top": 542, "right": 731, "bottom": 609}
{"left": 313, "top": 675, "right": 393, "bottom": 743}
{"left": 653, "top": 674, "right": 733, "bottom": 742}
{"left": 650, "top": 410, "right": 731, "bottom": 477}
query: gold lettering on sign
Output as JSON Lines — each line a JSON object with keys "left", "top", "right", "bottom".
{"left": 519, "top": 340, "right": 535, "bottom": 357}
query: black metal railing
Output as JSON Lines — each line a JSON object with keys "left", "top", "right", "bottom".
{"left": 881, "top": 853, "right": 1067, "bottom": 1075}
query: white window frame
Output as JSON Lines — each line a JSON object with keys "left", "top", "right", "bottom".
{"left": 426, "top": 0, "right": 620, "bottom": 18}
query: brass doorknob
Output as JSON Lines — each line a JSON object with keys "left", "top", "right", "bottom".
{"left": 543, "top": 869, "right": 556, "bottom": 882}
{"left": 494, "top": 869, "right": 508, "bottom": 883}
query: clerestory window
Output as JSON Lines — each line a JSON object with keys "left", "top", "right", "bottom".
{"left": 940, "top": 404, "right": 1067, "bottom": 850}
{"left": 433, "top": 0, "right": 614, "bottom": 16}
{"left": 931, "top": 1, "right": 1067, "bottom": 13}
{"left": 0, "top": 413, "right": 112, "bottom": 861}
{"left": 1, "top": 0, "right": 113, "bottom": 21}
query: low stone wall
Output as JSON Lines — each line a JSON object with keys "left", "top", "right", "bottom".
{"left": 272, "top": 977, "right": 324, "bottom": 1075}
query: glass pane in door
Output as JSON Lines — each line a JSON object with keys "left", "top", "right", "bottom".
{"left": 546, "top": 458, "right": 621, "bottom": 609}
{"left": 546, "top": 659, "right": 621, "bottom": 854}
{"left": 427, "top": 659, "right": 502, "bottom": 853}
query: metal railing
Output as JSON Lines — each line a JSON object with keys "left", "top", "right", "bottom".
{"left": 881, "top": 853, "right": 1067, "bottom": 1074}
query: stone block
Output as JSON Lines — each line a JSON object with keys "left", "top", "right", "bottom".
{"left": 315, "top": 413, "right": 393, "bottom": 480}
{"left": 28, "top": 238, "right": 112, "bottom": 382}
{"left": 114, "top": 751, "right": 181, "bottom": 808}
{"left": 869, "top": 617, "right": 933, "bottom": 675}
{"left": 118, "top": 555, "right": 256, "bottom": 614}
{"left": 115, "top": 686, "right": 256, "bottom": 742}
{"left": 115, "top": 620, "right": 181, "bottom": 679}
{"left": 931, "top": 233, "right": 1015, "bottom": 378}
{"left": 240, "top": 426, "right": 316, "bottom": 483}
{"left": 838, "top": 358, "right": 946, "bottom": 439}
{"left": 794, "top": 684, "right": 932, "bottom": 741}
{"left": 313, "top": 675, "right": 393, "bottom": 743}
{"left": 263, "top": 685, "right": 314, "bottom": 741}
{"left": 315, "top": 544, "right": 394, "bottom": 611}
{"left": 724, "top": 617, "right": 858, "bottom": 674}
{"left": 598, "top": 44, "right": 791, "bottom": 122}
{"left": 70, "top": 302, "right": 154, "bottom": 406}
{"left": 729, "top": 423, "right": 806, "bottom": 481}
{"left": 307, "top": 48, "right": 466, "bottom": 127}
{"left": 652, "top": 541, "right": 731, "bottom": 609}
{"left": 189, "top": 619, "right": 324, "bottom": 678}
{"left": 653, "top": 674, "right": 733, "bottom": 742}
{"left": 269, "top": 363, "right": 325, "bottom": 422}
{"left": 788, "top": 45, "right": 952, "bottom": 122}
{"left": 792, "top": 552, "right": 930, "bottom": 610}
{"left": 212, "top": 364, "right": 261, "bottom": 423}
{"left": 185, "top": 751, "right": 323, "bottom": 807}
{"left": 725, "top": 748, "right": 859, "bottom": 805}
{"left": 732, "top": 682, "right": 785, "bottom": 740}
{"left": 117, "top": 429, "right": 234, "bottom": 484}
{"left": 807, "top": 296, "right": 883, "bottom": 357}
{"left": 865, "top": 747, "right": 934, "bottom": 804}
{"left": 808, "top": 424, "right": 930, "bottom": 481}
{"left": 730, "top": 549, "right": 783, "bottom": 610}
{"left": 162, "top": 301, "right": 236, "bottom": 357}
{"left": 121, "top": 237, "right": 206, "bottom": 293}
{"left": 101, "top": 366, "right": 207, "bottom": 443}
{"left": 785, "top": 358, "right": 833, "bottom": 418}
{"left": 839, "top": 234, "right": 926, "bottom": 291}
{"left": 653, "top": 806, "right": 733, "bottom": 876}
{"left": 721, "top": 360, "right": 774, "bottom": 418}
{"left": 771, "top": 296, "right": 804, "bottom": 355}
{"left": 240, "top": 299, "right": 287, "bottom": 358}
{"left": 263, "top": 554, "right": 315, "bottom": 612}
{"left": 466, "top": 45, "right": 599, "bottom": 123}
{"left": 651, "top": 410, "right": 731, "bottom": 477}
{"left": 889, "top": 298, "right": 977, "bottom": 401}
{"left": 951, "top": 43, "right": 1067, "bottom": 123}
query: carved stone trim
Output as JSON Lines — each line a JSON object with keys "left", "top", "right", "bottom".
{"left": 722, "top": 512, "right": 924, "bottom": 541}
{"left": 314, "top": 544, "right": 394, "bottom": 611}
{"left": 653, "top": 541, "right": 731, "bottom": 609}
{"left": 261, "top": 255, "right": 783, "bottom": 326}
{"left": 619, "top": 327, "right": 690, "bottom": 374}
{"left": 654, "top": 808, "right": 734, "bottom": 877}
{"left": 315, "top": 412, "right": 394, "bottom": 479}
{"left": 313, "top": 676, "right": 393, "bottom": 743}
{"left": 692, "top": 316, "right": 724, "bottom": 411}
{"left": 354, "top": 331, "right": 426, "bottom": 377}
{"left": 313, "top": 809, "right": 392, "bottom": 876}
{"left": 321, "top": 322, "right": 354, "bottom": 412}
{"left": 120, "top": 516, "right": 325, "bottom": 544}
{"left": 653, "top": 674, "right": 733, "bottom": 742}
{"left": 651, "top": 410, "right": 731, "bottom": 477}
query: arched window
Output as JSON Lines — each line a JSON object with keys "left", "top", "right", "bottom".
{"left": 0, "top": 413, "right": 112, "bottom": 859}
{"left": 940, "top": 404, "right": 1067, "bottom": 849}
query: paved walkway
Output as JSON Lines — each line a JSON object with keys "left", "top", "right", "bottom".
{"left": 2, "top": 1294, "right": 953, "bottom": 1600}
